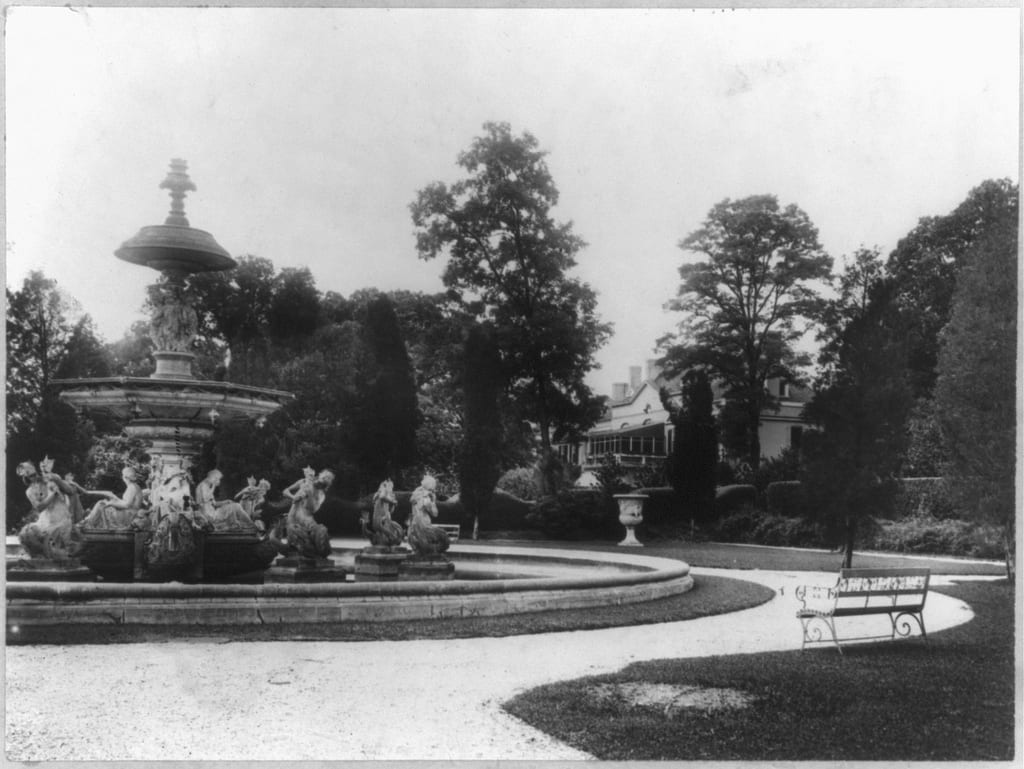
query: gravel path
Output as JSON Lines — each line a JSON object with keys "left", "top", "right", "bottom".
{"left": 5, "top": 568, "right": 977, "bottom": 761}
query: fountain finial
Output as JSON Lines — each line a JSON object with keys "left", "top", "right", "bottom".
{"left": 159, "top": 158, "right": 197, "bottom": 227}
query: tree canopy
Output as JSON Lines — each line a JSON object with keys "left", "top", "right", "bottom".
{"left": 933, "top": 194, "right": 1017, "bottom": 573}
{"left": 802, "top": 250, "right": 914, "bottom": 567}
{"left": 410, "top": 121, "right": 611, "bottom": 453}
{"left": 660, "top": 194, "right": 832, "bottom": 467}
{"left": 886, "top": 178, "right": 1018, "bottom": 398}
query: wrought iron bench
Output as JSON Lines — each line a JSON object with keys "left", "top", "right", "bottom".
{"left": 437, "top": 524, "right": 461, "bottom": 542}
{"left": 795, "top": 567, "right": 930, "bottom": 654}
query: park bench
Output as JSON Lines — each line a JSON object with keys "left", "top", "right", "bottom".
{"left": 795, "top": 567, "right": 930, "bottom": 654}
{"left": 437, "top": 524, "right": 461, "bottom": 543}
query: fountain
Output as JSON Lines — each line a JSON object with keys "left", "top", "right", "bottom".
{"left": 5, "top": 160, "right": 694, "bottom": 631}
{"left": 51, "top": 159, "right": 293, "bottom": 582}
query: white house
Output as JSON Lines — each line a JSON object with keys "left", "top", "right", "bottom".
{"left": 557, "top": 360, "right": 811, "bottom": 485}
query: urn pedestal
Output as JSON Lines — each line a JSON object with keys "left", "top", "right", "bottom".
{"left": 614, "top": 493, "right": 648, "bottom": 547}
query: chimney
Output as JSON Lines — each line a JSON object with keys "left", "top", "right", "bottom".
{"left": 629, "top": 366, "right": 642, "bottom": 392}
{"left": 612, "top": 382, "right": 628, "bottom": 401}
{"left": 646, "top": 358, "right": 662, "bottom": 383}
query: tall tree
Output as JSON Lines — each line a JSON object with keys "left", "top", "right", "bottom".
{"left": 6, "top": 272, "right": 111, "bottom": 517}
{"left": 659, "top": 195, "right": 831, "bottom": 469}
{"left": 7, "top": 271, "right": 77, "bottom": 438}
{"left": 886, "top": 178, "right": 1018, "bottom": 398}
{"left": 801, "top": 250, "right": 913, "bottom": 567}
{"left": 458, "top": 323, "right": 505, "bottom": 537}
{"left": 354, "top": 294, "right": 421, "bottom": 488}
{"left": 187, "top": 255, "right": 277, "bottom": 383}
{"left": 410, "top": 121, "right": 612, "bottom": 457}
{"left": 661, "top": 370, "right": 718, "bottom": 524}
{"left": 933, "top": 201, "right": 1017, "bottom": 577}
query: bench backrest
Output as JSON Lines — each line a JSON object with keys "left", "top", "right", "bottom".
{"left": 835, "top": 567, "right": 930, "bottom": 609}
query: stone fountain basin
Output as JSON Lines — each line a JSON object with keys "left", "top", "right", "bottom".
{"left": 6, "top": 542, "right": 693, "bottom": 627}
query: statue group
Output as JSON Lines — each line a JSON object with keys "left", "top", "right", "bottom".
{"left": 359, "top": 474, "right": 451, "bottom": 556}
{"left": 14, "top": 456, "right": 342, "bottom": 566}
{"left": 16, "top": 457, "right": 453, "bottom": 578}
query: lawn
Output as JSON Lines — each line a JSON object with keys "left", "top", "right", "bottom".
{"left": 503, "top": 578, "right": 1016, "bottom": 761}
{"left": 480, "top": 535, "right": 1007, "bottom": 575}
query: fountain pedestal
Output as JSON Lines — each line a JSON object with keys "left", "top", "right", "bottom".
{"left": 6, "top": 558, "right": 94, "bottom": 582}
{"left": 398, "top": 555, "right": 455, "bottom": 581}
{"left": 354, "top": 546, "right": 410, "bottom": 582}
{"left": 264, "top": 555, "right": 349, "bottom": 583}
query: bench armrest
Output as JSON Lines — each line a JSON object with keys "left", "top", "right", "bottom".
{"left": 795, "top": 583, "right": 837, "bottom": 610}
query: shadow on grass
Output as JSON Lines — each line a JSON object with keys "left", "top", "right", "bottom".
{"left": 7, "top": 573, "right": 775, "bottom": 645}
{"left": 503, "top": 579, "right": 1015, "bottom": 762}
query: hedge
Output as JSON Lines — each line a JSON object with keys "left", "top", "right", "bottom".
{"left": 891, "top": 477, "right": 958, "bottom": 520}
{"left": 715, "top": 484, "right": 757, "bottom": 516}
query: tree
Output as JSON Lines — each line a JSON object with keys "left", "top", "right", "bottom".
{"left": 660, "top": 195, "right": 831, "bottom": 469}
{"left": 933, "top": 200, "right": 1017, "bottom": 577}
{"left": 188, "top": 255, "right": 277, "bottom": 384}
{"left": 353, "top": 294, "right": 420, "bottom": 488}
{"left": 7, "top": 271, "right": 77, "bottom": 438}
{"left": 458, "top": 324, "right": 505, "bottom": 537}
{"left": 886, "top": 178, "right": 1018, "bottom": 398}
{"left": 661, "top": 370, "right": 718, "bottom": 524}
{"left": 801, "top": 251, "right": 914, "bottom": 567}
{"left": 6, "top": 271, "right": 111, "bottom": 521}
{"left": 410, "top": 121, "right": 612, "bottom": 458}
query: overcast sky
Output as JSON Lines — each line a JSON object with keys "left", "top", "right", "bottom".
{"left": 5, "top": 6, "right": 1019, "bottom": 396}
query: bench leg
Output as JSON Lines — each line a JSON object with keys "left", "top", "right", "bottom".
{"left": 800, "top": 615, "right": 843, "bottom": 654}
{"left": 890, "top": 611, "right": 927, "bottom": 641}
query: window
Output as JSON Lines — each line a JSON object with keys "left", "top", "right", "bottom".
{"left": 790, "top": 426, "right": 803, "bottom": 451}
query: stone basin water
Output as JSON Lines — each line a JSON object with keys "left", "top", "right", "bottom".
{"left": 5, "top": 539, "right": 693, "bottom": 628}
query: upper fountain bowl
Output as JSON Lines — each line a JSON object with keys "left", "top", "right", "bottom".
{"left": 115, "top": 224, "right": 236, "bottom": 274}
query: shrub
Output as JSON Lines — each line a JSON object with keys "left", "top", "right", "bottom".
{"left": 712, "top": 505, "right": 761, "bottom": 543}
{"left": 870, "top": 514, "right": 1005, "bottom": 559}
{"left": 753, "top": 447, "right": 802, "bottom": 492}
{"left": 497, "top": 467, "right": 542, "bottom": 501}
{"left": 481, "top": 488, "right": 535, "bottom": 531}
{"left": 891, "top": 477, "right": 958, "bottom": 520}
{"left": 715, "top": 484, "right": 757, "bottom": 517}
{"left": 632, "top": 486, "right": 682, "bottom": 526}
{"left": 765, "top": 481, "right": 808, "bottom": 518}
{"left": 751, "top": 514, "right": 824, "bottom": 548}
{"left": 526, "top": 489, "right": 611, "bottom": 538}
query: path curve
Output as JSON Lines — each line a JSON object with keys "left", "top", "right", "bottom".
{"left": 4, "top": 568, "right": 977, "bottom": 761}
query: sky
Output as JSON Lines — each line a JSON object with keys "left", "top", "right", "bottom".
{"left": 5, "top": 6, "right": 1020, "bottom": 397}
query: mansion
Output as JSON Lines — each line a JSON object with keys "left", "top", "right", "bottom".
{"left": 557, "top": 360, "right": 811, "bottom": 486}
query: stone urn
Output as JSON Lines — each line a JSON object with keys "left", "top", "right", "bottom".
{"left": 614, "top": 493, "right": 648, "bottom": 547}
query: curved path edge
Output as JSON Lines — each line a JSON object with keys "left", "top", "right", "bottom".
{"left": 5, "top": 567, "right": 978, "bottom": 761}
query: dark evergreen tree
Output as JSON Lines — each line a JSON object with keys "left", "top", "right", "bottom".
{"left": 355, "top": 294, "right": 420, "bottom": 489}
{"left": 933, "top": 197, "right": 1018, "bottom": 578}
{"left": 886, "top": 178, "right": 1018, "bottom": 398}
{"left": 458, "top": 324, "right": 505, "bottom": 537}
{"left": 662, "top": 370, "right": 718, "bottom": 524}
{"left": 801, "top": 252, "right": 914, "bottom": 568}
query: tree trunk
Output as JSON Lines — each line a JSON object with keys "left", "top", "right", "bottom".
{"left": 536, "top": 376, "right": 551, "bottom": 454}
{"left": 843, "top": 517, "right": 856, "bottom": 568}
{"left": 747, "top": 401, "right": 761, "bottom": 471}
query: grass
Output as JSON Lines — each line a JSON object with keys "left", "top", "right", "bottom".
{"left": 503, "top": 578, "right": 1016, "bottom": 761}
{"left": 478, "top": 535, "right": 1007, "bottom": 575}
